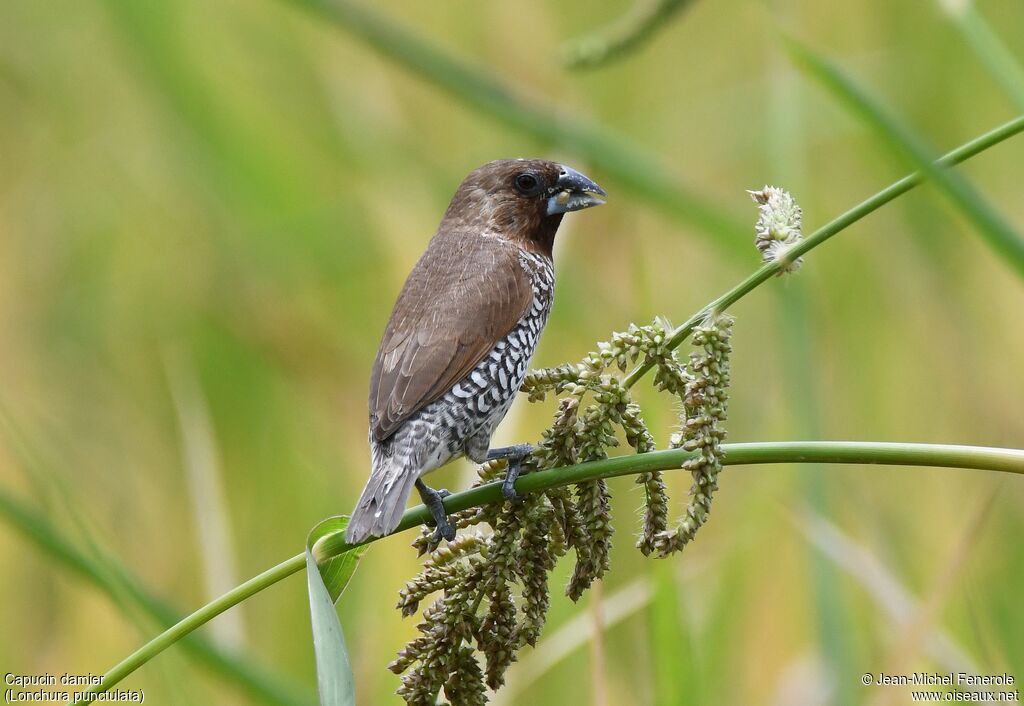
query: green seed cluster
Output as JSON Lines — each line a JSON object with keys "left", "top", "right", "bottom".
{"left": 622, "top": 395, "right": 664, "bottom": 556}
{"left": 443, "top": 648, "right": 487, "bottom": 706}
{"left": 391, "top": 564, "right": 484, "bottom": 705}
{"left": 391, "top": 316, "right": 735, "bottom": 704}
{"left": 397, "top": 534, "right": 485, "bottom": 617}
{"left": 567, "top": 478, "right": 612, "bottom": 600}
{"left": 393, "top": 494, "right": 569, "bottom": 704}
{"left": 411, "top": 505, "right": 493, "bottom": 557}
{"left": 654, "top": 315, "right": 733, "bottom": 556}
{"left": 478, "top": 506, "right": 523, "bottom": 689}
{"left": 517, "top": 500, "right": 555, "bottom": 647}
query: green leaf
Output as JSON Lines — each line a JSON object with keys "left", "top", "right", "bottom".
{"left": 308, "top": 516, "right": 368, "bottom": 603}
{"left": 305, "top": 516, "right": 366, "bottom": 706}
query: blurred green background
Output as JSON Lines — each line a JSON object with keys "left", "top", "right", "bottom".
{"left": 1, "top": 0, "right": 1022, "bottom": 704}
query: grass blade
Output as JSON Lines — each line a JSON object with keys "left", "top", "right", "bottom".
{"left": 280, "top": 0, "right": 747, "bottom": 249}
{"left": 648, "top": 562, "right": 702, "bottom": 706}
{"left": 784, "top": 36, "right": 1024, "bottom": 279}
{"left": 775, "top": 284, "right": 857, "bottom": 706}
{"left": 561, "top": 0, "right": 697, "bottom": 70}
{"left": 0, "top": 402, "right": 315, "bottom": 705}
{"left": 493, "top": 578, "right": 653, "bottom": 706}
{"left": 865, "top": 492, "right": 996, "bottom": 706}
{"left": 306, "top": 517, "right": 365, "bottom": 705}
{"left": 588, "top": 583, "right": 609, "bottom": 706}
{"left": 938, "top": 0, "right": 1024, "bottom": 112}
{"left": 0, "top": 487, "right": 316, "bottom": 706}
{"left": 165, "top": 352, "right": 247, "bottom": 649}
{"left": 792, "top": 507, "right": 978, "bottom": 674}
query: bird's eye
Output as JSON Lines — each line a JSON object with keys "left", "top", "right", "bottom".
{"left": 513, "top": 173, "right": 541, "bottom": 195}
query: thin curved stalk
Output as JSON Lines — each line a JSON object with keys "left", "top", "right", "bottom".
{"left": 0, "top": 489, "right": 315, "bottom": 706}
{"left": 785, "top": 37, "right": 1024, "bottom": 278}
{"left": 561, "top": 0, "right": 696, "bottom": 70}
{"left": 623, "top": 113, "right": 1024, "bottom": 388}
{"left": 72, "top": 554, "right": 309, "bottom": 706}
{"left": 74, "top": 441, "right": 1024, "bottom": 703}
{"left": 73, "top": 112, "right": 1024, "bottom": 702}
{"left": 281, "top": 0, "right": 747, "bottom": 248}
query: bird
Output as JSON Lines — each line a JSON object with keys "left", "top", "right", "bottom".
{"left": 345, "top": 159, "right": 606, "bottom": 545}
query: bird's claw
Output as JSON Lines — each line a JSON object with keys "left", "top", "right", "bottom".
{"left": 431, "top": 488, "right": 456, "bottom": 541}
{"left": 416, "top": 480, "right": 456, "bottom": 543}
{"left": 430, "top": 522, "right": 456, "bottom": 543}
{"left": 487, "top": 444, "right": 534, "bottom": 504}
{"left": 501, "top": 472, "right": 523, "bottom": 504}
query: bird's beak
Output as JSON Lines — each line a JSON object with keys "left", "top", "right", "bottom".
{"left": 546, "top": 166, "right": 607, "bottom": 215}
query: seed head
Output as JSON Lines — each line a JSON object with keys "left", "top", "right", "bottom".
{"left": 749, "top": 186, "right": 803, "bottom": 273}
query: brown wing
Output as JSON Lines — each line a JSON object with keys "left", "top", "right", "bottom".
{"left": 369, "top": 230, "right": 534, "bottom": 441}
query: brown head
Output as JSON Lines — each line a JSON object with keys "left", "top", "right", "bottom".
{"left": 439, "top": 159, "right": 606, "bottom": 256}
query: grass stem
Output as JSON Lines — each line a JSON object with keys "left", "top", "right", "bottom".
{"left": 623, "top": 113, "right": 1024, "bottom": 388}
{"left": 74, "top": 441, "right": 1024, "bottom": 703}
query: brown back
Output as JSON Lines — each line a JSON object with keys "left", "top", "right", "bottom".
{"left": 369, "top": 229, "right": 533, "bottom": 441}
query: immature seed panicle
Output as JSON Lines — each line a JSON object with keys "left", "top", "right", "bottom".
{"left": 620, "top": 401, "right": 668, "bottom": 554}
{"left": 398, "top": 535, "right": 485, "bottom": 616}
{"left": 392, "top": 313, "right": 738, "bottom": 704}
{"left": 480, "top": 582, "right": 517, "bottom": 690}
{"left": 749, "top": 186, "right": 803, "bottom": 274}
{"left": 392, "top": 565, "right": 485, "bottom": 705}
{"left": 517, "top": 498, "right": 556, "bottom": 647}
{"left": 567, "top": 478, "right": 614, "bottom": 601}
{"left": 655, "top": 314, "right": 734, "bottom": 556}
{"left": 445, "top": 647, "right": 487, "bottom": 706}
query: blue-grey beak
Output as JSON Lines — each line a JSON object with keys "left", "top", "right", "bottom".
{"left": 546, "top": 165, "right": 607, "bottom": 215}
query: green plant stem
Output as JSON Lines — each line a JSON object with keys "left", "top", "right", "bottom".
{"left": 75, "top": 554, "right": 308, "bottom": 706}
{"left": 75, "top": 441, "right": 1024, "bottom": 703}
{"left": 0, "top": 490, "right": 315, "bottom": 706}
{"left": 561, "top": 0, "right": 696, "bottom": 70}
{"left": 75, "top": 112, "right": 1024, "bottom": 702}
{"left": 622, "top": 113, "right": 1024, "bottom": 388}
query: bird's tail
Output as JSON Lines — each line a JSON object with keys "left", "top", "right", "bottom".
{"left": 345, "top": 446, "right": 421, "bottom": 545}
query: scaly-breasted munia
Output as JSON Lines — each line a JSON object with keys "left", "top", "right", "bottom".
{"left": 346, "top": 159, "right": 606, "bottom": 544}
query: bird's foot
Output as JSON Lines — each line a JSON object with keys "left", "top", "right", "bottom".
{"left": 486, "top": 443, "right": 534, "bottom": 503}
{"left": 416, "top": 479, "right": 456, "bottom": 542}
